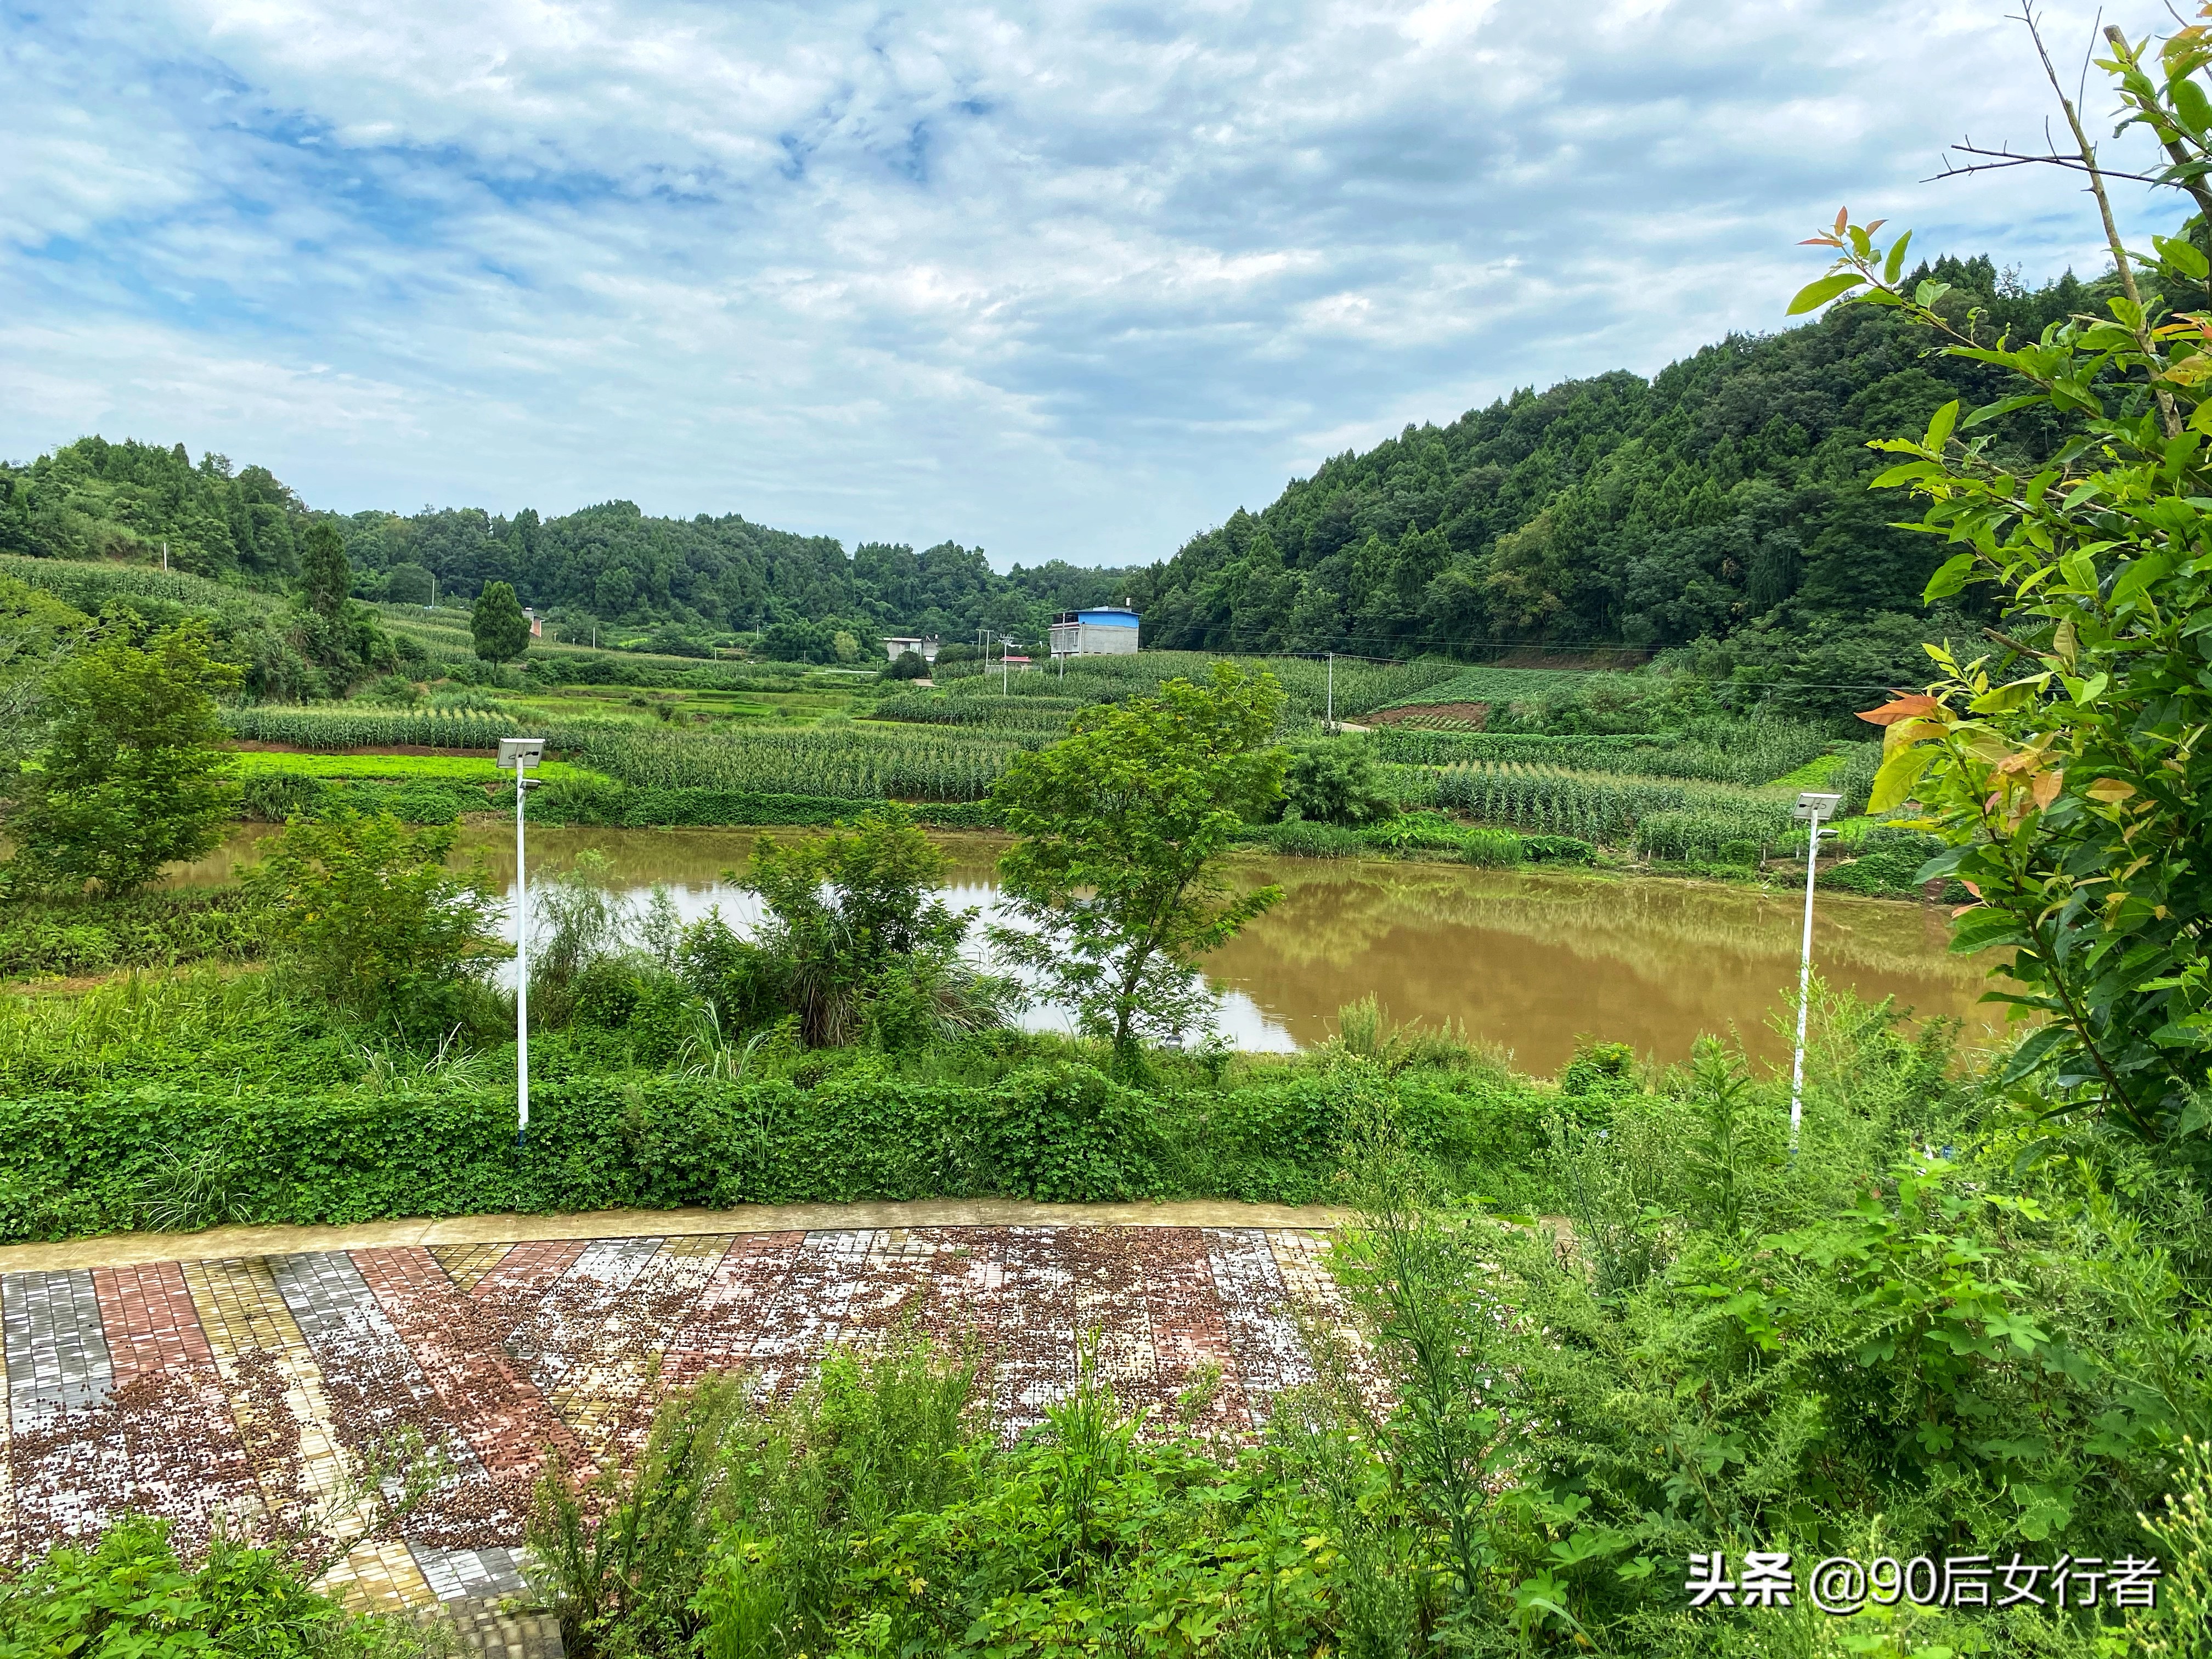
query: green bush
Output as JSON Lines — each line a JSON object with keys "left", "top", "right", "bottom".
{"left": 1520, "top": 833, "right": 1596, "bottom": 864}
{"left": 1458, "top": 827, "right": 1523, "bottom": 867}
{"left": 1262, "top": 819, "right": 1366, "bottom": 858}
{"left": 529, "top": 776, "right": 1000, "bottom": 830}
{"left": 0, "top": 1516, "right": 434, "bottom": 1658}
{"left": 239, "top": 769, "right": 330, "bottom": 821}
{"left": 1279, "top": 735, "right": 1397, "bottom": 826}
{"left": 0, "top": 1064, "right": 1176, "bottom": 1238}
{"left": 0, "top": 891, "right": 273, "bottom": 978}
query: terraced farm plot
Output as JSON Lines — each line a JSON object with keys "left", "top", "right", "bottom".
{"left": 0, "top": 1223, "right": 1348, "bottom": 1613}
{"left": 227, "top": 752, "right": 599, "bottom": 782}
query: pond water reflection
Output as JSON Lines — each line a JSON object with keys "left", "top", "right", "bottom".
{"left": 170, "top": 825, "right": 2002, "bottom": 1075}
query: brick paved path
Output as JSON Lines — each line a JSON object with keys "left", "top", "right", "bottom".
{"left": 0, "top": 1224, "right": 1346, "bottom": 1613}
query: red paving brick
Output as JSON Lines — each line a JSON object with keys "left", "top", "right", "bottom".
{"left": 1137, "top": 1227, "right": 1254, "bottom": 1433}
{"left": 350, "top": 1248, "right": 585, "bottom": 1481}
{"left": 91, "top": 1263, "right": 212, "bottom": 1385}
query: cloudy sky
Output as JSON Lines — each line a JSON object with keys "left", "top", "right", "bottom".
{"left": 0, "top": 1, "right": 2184, "bottom": 568}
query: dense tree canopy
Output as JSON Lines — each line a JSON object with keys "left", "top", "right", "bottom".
{"left": 1122, "top": 256, "right": 2113, "bottom": 698}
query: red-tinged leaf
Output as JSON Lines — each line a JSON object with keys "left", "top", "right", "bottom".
{"left": 2032, "top": 769, "right": 2063, "bottom": 809}
{"left": 1857, "top": 694, "right": 1943, "bottom": 725}
{"left": 1962, "top": 881, "right": 1980, "bottom": 898}
{"left": 1835, "top": 205, "right": 1849, "bottom": 233}
{"left": 1951, "top": 904, "right": 1983, "bottom": 919}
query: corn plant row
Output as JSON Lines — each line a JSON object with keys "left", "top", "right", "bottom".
{"left": 3, "top": 554, "right": 280, "bottom": 618}
{"left": 223, "top": 706, "right": 611, "bottom": 751}
{"left": 973, "top": 650, "right": 1461, "bottom": 719}
{"left": 872, "top": 693, "right": 1084, "bottom": 731}
{"left": 570, "top": 724, "right": 1039, "bottom": 802}
{"left": 1415, "top": 760, "right": 1795, "bottom": 850}
{"left": 1368, "top": 729, "right": 1672, "bottom": 768}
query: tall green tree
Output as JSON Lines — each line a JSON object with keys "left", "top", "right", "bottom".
{"left": 1797, "top": 16, "right": 2212, "bottom": 1139}
{"left": 989, "top": 663, "right": 1286, "bottom": 1057}
{"left": 471, "top": 580, "right": 532, "bottom": 662}
{"left": 4, "top": 617, "right": 241, "bottom": 896}
{"left": 740, "top": 806, "right": 975, "bottom": 1047}
{"left": 296, "top": 519, "right": 351, "bottom": 618}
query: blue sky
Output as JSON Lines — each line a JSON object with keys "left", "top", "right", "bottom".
{"left": 0, "top": 1, "right": 2183, "bottom": 568}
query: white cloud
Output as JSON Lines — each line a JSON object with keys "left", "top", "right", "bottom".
{"left": 0, "top": 0, "right": 2186, "bottom": 566}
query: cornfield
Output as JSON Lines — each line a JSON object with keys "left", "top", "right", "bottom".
{"left": 1369, "top": 730, "right": 1669, "bottom": 768}
{"left": 571, "top": 724, "right": 1039, "bottom": 802}
{"left": 985, "top": 651, "right": 1462, "bottom": 719}
{"left": 1, "top": 554, "right": 280, "bottom": 618}
{"left": 872, "top": 693, "right": 1085, "bottom": 732}
{"left": 1417, "top": 760, "right": 1796, "bottom": 855}
{"left": 1371, "top": 720, "right": 1837, "bottom": 789}
{"left": 223, "top": 706, "right": 590, "bottom": 751}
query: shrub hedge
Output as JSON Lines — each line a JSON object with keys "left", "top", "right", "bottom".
{"left": 0, "top": 1060, "right": 1561, "bottom": 1240}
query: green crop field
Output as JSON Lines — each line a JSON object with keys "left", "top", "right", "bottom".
{"left": 571, "top": 723, "right": 1037, "bottom": 802}
{"left": 226, "top": 751, "right": 599, "bottom": 782}
{"left": 1370, "top": 663, "right": 1593, "bottom": 708}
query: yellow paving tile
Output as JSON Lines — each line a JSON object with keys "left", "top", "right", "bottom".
{"left": 428, "top": 1243, "right": 515, "bottom": 1294}
{"left": 180, "top": 1259, "right": 433, "bottom": 1605}
{"left": 318, "top": 1538, "right": 432, "bottom": 1613}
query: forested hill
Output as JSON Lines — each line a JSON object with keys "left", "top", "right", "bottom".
{"left": 0, "top": 253, "right": 2105, "bottom": 686}
{"left": 1124, "top": 256, "right": 2098, "bottom": 705}
{"left": 0, "top": 439, "right": 1128, "bottom": 650}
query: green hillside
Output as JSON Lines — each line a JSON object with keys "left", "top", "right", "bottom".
{"left": 1124, "top": 255, "right": 2109, "bottom": 712}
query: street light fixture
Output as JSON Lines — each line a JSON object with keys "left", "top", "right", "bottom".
{"left": 498, "top": 737, "right": 546, "bottom": 1146}
{"left": 1787, "top": 790, "right": 1844, "bottom": 1154}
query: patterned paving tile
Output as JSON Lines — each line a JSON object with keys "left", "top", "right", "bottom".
{"left": 748, "top": 1230, "right": 877, "bottom": 1396}
{"left": 1204, "top": 1228, "right": 1316, "bottom": 1416}
{"left": 659, "top": 1231, "right": 804, "bottom": 1389}
{"left": 408, "top": 1541, "right": 532, "bottom": 1602}
{"left": 428, "top": 1244, "right": 516, "bottom": 1295}
{"left": 4, "top": 1271, "right": 113, "bottom": 1432}
{"left": 545, "top": 1237, "right": 729, "bottom": 1459}
{"left": 1136, "top": 1227, "right": 1254, "bottom": 1433}
{"left": 181, "top": 1255, "right": 420, "bottom": 1593}
{"left": 0, "top": 1223, "right": 1358, "bottom": 1609}
{"left": 349, "top": 1248, "right": 582, "bottom": 1484}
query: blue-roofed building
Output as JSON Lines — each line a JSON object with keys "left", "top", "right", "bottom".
{"left": 1049, "top": 605, "right": 1140, "bottom": 658}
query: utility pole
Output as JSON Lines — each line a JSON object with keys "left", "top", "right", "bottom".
{"left": 1325, "top": 652, "right": 1335, "bottom": 732}
{"left": 499, "top": 737, "right": 546, "bottom": 1146}
{"left": 1787, "top": 791, "right": 1843, "bottom": 1155}
{"left": 430, "top": 573, "right": 437, "bottom": 610}
{"left": 160, "top": 540, "right": 168, "bottom": 572}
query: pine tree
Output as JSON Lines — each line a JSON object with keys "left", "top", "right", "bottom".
{"left": 471, "top": 580, "right": 532, "bottom": 662}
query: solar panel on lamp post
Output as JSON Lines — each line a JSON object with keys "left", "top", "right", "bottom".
{"left": 1788, "top": 790, "right": 1844, "bottom": 1155}
{"left": 498, "top": 737, "right": 546, "bottom": 1147}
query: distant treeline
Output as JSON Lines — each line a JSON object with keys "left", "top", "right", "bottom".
{"left": 0, "top": 440, "right": 1132, "bottom": 652}
{"left": 0, "top": 252, "right": 2131, "bottom": 698}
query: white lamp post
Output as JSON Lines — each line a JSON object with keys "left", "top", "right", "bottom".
{"left": 498, "top": 737, "right": 546, "bottom": 1146}
{"left": 1787, "top": 790, "right": 1844, "bottom": 1154}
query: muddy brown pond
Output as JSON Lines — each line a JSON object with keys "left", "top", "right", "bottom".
{"left": 171, "top": 826, "right": 2005, "bottom": 1076}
